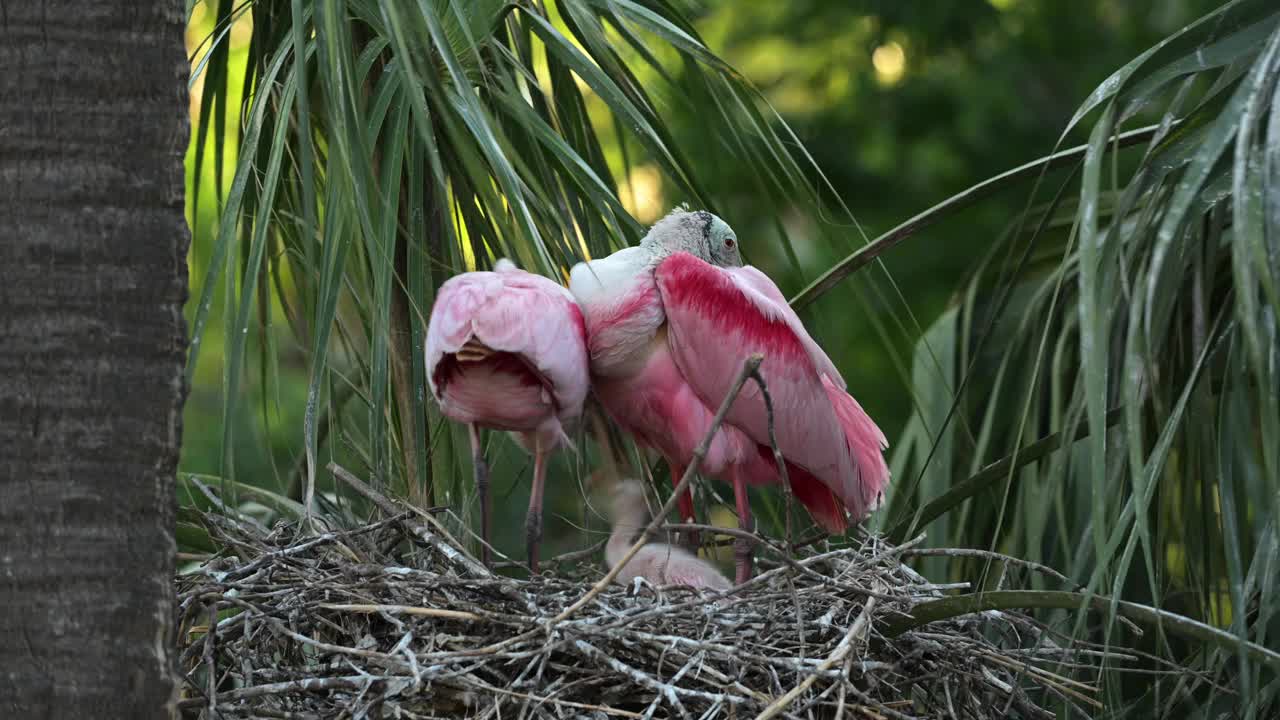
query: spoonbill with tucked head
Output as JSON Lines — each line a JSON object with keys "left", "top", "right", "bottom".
{"left": 426, "top": 259, "right": 589, "bottom": 573}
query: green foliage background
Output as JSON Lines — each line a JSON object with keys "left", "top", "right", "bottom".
{"left": 179, "top": 1, "right": 1279, "bottom": 716}
{"left": 181, "top": 0, "right": 1223, "bottom": 541}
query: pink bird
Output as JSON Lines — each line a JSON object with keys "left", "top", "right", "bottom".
{"left": 425, "top": 259, "right": 589, "bottom": 573}
{"left": 605, "top": 477, "right": 731, "bottom": 592}
{"left": 569, "top": 209, "right": 889, "bottom": 583}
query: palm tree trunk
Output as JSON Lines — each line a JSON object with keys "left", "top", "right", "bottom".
{"left": 0, "top": 1, "right": 188, "bottom": 716}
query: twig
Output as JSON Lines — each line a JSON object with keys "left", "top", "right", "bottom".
{"left": 204, "top": 604, "right": 219, "bottom": 719}
{"left": 548, "top": 355, "right": 764, "bottom": 625}
{"left": 328, "top": 462, "right": 489, "bottom": 578}
{"left": 659, "top": 523, "right": 900, "bottom": 601}
{"left": 176, "top": 675, "right": 383, "bottom": 708}
{"left": 472, "top": 680, "right": 646, "bottom": 718}
{"left": 746, "top": 365, "right": 808, "bottom": 666}
{"left": 755, "top": 595, "right": 878, "bottom": 720}
{"left": 494, "top": 539, "right": 608, "bottom": 570}
{"left": 898, "top": 548, "right": 1074, "bottom": 588}
{"left": 573, "top": 639, "right": 750, "bottom": 705}
{"left": 319, "top": 603, "right": 486, "bottom": 623}
{"left": 978, "top": 650, "right": 1100, "bottom": 706}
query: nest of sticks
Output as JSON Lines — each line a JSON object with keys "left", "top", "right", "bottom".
{"left": 174, "top": 460, "right": 1129, "bottom": 720}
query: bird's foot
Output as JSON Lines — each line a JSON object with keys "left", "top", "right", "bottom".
{"left": 525, "top": 511, "right": 543, "bottom": 577}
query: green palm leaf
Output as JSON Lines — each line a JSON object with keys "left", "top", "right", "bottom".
{"left": 186, "top": 0, "right": 838, "bottom": 543}
{"left": 876, "top": 4, "right": 1280, "bottom": 715}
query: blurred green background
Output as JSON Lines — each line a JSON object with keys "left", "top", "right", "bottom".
{"left": 179, "top": 0, "right": 1217, "bottom": 545}
{"left": 176, "top": 2, "right": 1280, "bottom": 714}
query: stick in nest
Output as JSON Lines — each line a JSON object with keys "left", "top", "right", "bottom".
{"left": 549, "top": 354, "right": 764, "bottom": 625}
{"left": 175, "top": 488, "right": 1129, "bottom": 719}
{"left": 176, "top": 355, "right": 1174, "bottom": 718}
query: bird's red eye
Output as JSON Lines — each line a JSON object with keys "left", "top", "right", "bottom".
{"left": 725, "top": 238, "right": 736, "bottom": 248}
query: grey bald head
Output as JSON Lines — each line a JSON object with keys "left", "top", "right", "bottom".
{"left": 640, "top": 207, "right": 743, "bottom": 268}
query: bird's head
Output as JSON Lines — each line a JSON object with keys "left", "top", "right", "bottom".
{"left": 640, "top": 207, "right": 742, "bottom": 268}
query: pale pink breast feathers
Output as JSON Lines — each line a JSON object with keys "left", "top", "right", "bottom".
{"left": 425, "top": 264, "right": 589, "bottom": 434}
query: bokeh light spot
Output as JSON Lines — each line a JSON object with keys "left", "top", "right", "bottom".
{"left": 872, "top": 41, "right": 906, "bottom": 86}
{"left": 619, "top": 165, "right": 664, "bottom": 223}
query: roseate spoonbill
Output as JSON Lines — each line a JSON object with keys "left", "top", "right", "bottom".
{"left": 425, "top": 259, "right": 589, "bottom": 573}
{"left": 569, "top": 209, "right": 889, "bottom": 583}
{"left": 605, "top": 476, "right": 731, "bottom": 591}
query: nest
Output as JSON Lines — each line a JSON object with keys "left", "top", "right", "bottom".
{"left": 175, "top": 470, "right": 1116, "bottom": 719}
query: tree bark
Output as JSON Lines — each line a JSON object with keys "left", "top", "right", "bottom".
{"left": 0, "top": 2, "right": 188, "bottom": 717}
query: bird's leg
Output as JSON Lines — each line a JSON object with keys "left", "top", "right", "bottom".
{"left": 670, "top": 463, "right": 700, "bottom": 550}
{"left": 469, "top": 424, "right": 491, "bottom": 568}
{"left": 525, "top": 444, "right": 548, "bottom": 576}
{"left": 732, "top": 470, "right": 755, "bottom": 585}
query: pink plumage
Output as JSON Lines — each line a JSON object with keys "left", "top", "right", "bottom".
{"left": 569, "top": 209, "right": 890, "bottom": 582}
{"left": 656, "top": 252, "right": 890, "bottom": 520}
{"left": 425, "top": 259, "right": 589, "bottom": 572}
{"left": 605, "top": 479, "right": 731, "bottom": 591}
{"left": 426, "top": 258, "right": 588, "bottom": 444}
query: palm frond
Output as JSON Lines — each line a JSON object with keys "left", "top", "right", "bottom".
{"left": 880, "top": 3, "right": 1280, "bottom": 714}
{"left": 186, "top": 0, "right": 837, "bottom": 555}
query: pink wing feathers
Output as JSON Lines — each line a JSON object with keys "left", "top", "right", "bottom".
{"left": 425, "top": 262, "right": 589, "bottom": 429}
{"left": 726, "top": 265, "right": 847, "bottom": 389}
{"left": 824, "top": 375, "right": 889, "bottom": 513}
{"left": 654, "top": 252, "right": 889, "bottom": 520}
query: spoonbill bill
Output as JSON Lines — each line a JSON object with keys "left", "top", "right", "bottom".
{"left": 426, "top": 259, "right": 589, "bottom": 573}
{"left": 569, "top": 209, "right": 889, "bottom": 582}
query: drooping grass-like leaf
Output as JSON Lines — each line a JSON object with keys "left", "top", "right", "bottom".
{"left": 875, "top": 4, "right": 1280, "bottom": 715}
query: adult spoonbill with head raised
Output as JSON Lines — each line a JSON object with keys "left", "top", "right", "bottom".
{"left": 569, "top": 209, "right": 889, "bottom": 583}
{"left": 425, "top": 259, "right": 589, "bottom": 573}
